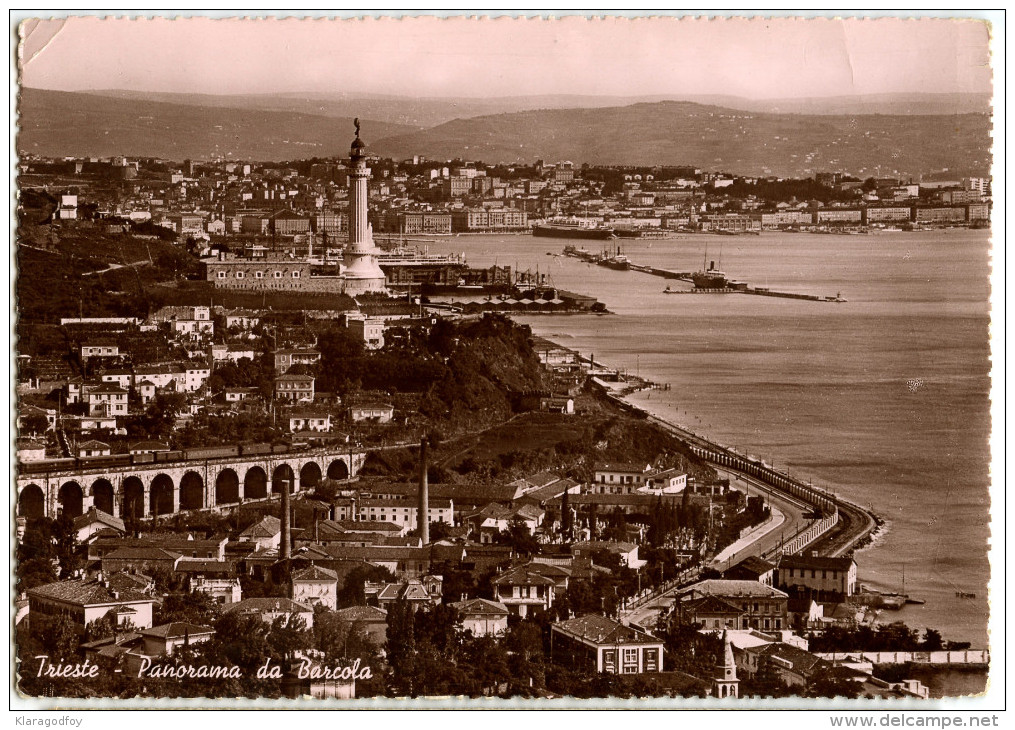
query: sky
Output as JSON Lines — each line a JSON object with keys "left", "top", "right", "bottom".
{"left": 17, "top": 13, "right": 993, "bottom": 99}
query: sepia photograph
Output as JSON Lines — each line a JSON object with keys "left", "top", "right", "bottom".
{"left": 10, "top": 11, "right": 1002, "bottom": 714}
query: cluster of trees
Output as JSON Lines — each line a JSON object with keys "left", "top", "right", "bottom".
{"left": 16, "top": 515, "right": 81, "bottom": 592}
{"left": 808, "top": 623, "right": 946, "bottom": 653}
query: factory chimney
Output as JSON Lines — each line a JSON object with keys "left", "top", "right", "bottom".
{"left": 419, "top": 437, "right": 430, "bottom": 544}
{"left": 280, "top": 476, "right": 291, "bottom": 560}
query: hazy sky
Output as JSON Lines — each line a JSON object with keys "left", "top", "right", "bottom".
{"left": 18, "top": 14, "right": 993, "bottom": 99}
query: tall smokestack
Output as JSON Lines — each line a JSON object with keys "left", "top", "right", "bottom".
{"left": 419, "top": 437, "right": 430, "bottom": 544}
{"left": 280, "top": 477, "right": 291, "bottom": 560}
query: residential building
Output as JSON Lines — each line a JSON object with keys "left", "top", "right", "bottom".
{"left": 80, "top": 342, "right": 120, "bottom": 360}
{"left": 366, "top": 576, "right": 443, "bottom": 610}
{"left": 287, "top": 409, "right": 332, "bottom": 433}
{"left": 776, "top": 554, "right": 857, "bottom": 599}
{"left": 346, "top": 316, "right": 385, "bottom": 350}
{"left": 451, "top": 598, "right": 510, "bottom": 637}
{"left": 274, "top": 348, "right": 321, "bottom": 374}
{"left": 333, "top": 497, "right": 453, "bottom": 535}
{"left": 77, "top": 439, "right": 112, "bottom": 458}
{"left": 73, "top": 508, "right": 125, "bottom": 544}
{"left": 334, "top": 605, "right": 388, "bottom": 645}
{"left": 291, "top": 566, "right": 340, "bottom": 611}
{"left": 86, "top": 383, "right": 128, "bottom": 417}
{"left": 492, "top": 564, "right": 557, "bottom": 617}
{"left": 138, "top": 622, "right": 215, "bottom": 657}
{"left": 593, "top": 463, "right": 652, "bottom": 494}
{"left": 349, "top": 402, "right": 394, "bottom": 423}
{"left": 26, "top": 578, "right": 156, "bottom": 631}
{"left": 225, "top": 597, "right": 315, "bottom": 629}
{"left": 275, "top": 373, "right": 315, "bottom": 402}
{"left": 677, "top": 579, "right": 789, "bottom": 631}
{"left": 240, "top": 515, "right": 282, "bottom": 551}
{"left": 551, "top": 614, "right": 664, "bottom": 674}
{"left": 723, "top": 556, "right": 776, "bottom": 586}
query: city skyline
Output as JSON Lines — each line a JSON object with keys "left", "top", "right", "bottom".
{"left": 19, "top": 14, "right": 993, "bottom": 99}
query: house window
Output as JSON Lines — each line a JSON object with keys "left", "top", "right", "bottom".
{"left": 217, "top": 271, "right": 226, "bottom": 279}
{"left": 236, "top": 271, "right": 245, "bottom": 279}
{"left": 292, "top": 271, "right": 301, "bottom": 278}
{"left": 254, "top": 271, "right": 264, "bottom": 279}
{"left": 274, "top": 271, "right": 283, "bottom": 279}
{"left": 623, "top": 648, "right": 638, "bottom": 673}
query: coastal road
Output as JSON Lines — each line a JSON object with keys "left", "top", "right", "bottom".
{"left": 706, "top": 465, "right": 815, "bottom": 568}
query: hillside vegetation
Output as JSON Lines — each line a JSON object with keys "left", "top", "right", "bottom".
{"left": 17, "top": 88, "right": 414, "bottom": 161}
{"left": 371, "top": 101, "right": 991, "bottom": 178}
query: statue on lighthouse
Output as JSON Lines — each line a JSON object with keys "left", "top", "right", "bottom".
{"left": 342, "top": 119, "right": 387, "bottom": 295}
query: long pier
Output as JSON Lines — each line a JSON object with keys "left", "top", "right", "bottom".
{"left": 561, "top": 247, "right": 845, "bottom": 302}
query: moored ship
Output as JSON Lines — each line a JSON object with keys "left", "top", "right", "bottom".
{"left": 533, "top": 217, "right": 616, "bottom": 240}
{"left": 692, "top": 259, "right": 729, "bottom": 289}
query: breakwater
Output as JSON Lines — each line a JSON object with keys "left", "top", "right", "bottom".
{"left": 562, "top": 246, "right": 845, "bottom": 301}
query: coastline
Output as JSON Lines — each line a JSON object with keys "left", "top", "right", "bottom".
{"left": 530, "top": 328, "right": 883, "bottom": 557}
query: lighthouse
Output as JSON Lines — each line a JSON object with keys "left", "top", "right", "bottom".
{"left": 342, "top": 118, "right": 387, "bottom": 295}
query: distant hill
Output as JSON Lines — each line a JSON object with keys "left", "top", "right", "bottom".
{"left": 370, "top": 101, "right": 992, "bottom": 178}
{"left": 18, "top": 89, "right": 991, "bottom": 176}
{"left": 87, "top": 88, "right": 991, "bottom": 128}
{"left": 17, "top": 88, "right": 417, "bottom": 161}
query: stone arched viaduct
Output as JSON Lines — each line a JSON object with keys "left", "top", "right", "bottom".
{"left": 16, "top": 447, "right": 365, "bottom": 520}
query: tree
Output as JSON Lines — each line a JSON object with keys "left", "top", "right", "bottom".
{"left": 496, "top": 519, "right": 539, "bottom": 556}
{"left": 20, "top": 412, "right": 50, "bottom": 437}
{"left": 155, "top": 591, "right": 221, "bottom": 626}
{"left": 921, "top": 628, "right": 944, "bottom": 651}
{"left": 337, "top": 564, "right": 394, "bottom": 607}
{"left": 806, "top": 667, "right": 862, "bottom": 699}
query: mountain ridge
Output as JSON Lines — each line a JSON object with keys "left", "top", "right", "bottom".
{"left": 17, "top": 88, "right": 991, "bottom": 177}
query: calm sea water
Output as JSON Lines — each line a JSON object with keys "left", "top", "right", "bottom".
{"left": 427, "top": 229, "right": 993, "bottom": 648}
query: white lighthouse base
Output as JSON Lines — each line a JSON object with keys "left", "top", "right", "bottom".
{"left": 342, "top": 275, "right": 388, "bottom": 296}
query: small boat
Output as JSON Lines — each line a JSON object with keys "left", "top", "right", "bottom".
{"left": 663, "top": 286, "right": 680, "bottom": 294}
{"left": 956, "top": 591, "right": 976, "bottom": 599}
{"left": 905, "top": 597, "right": 926, "bottom": 605}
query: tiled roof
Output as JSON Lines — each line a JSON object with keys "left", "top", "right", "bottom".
{"left": 680, "top": 579, "right": 789, "bottom": 600}
{"left": 27, "top": 579, "right": 151, "bottom": 606}
{"left": 73, "top": 508, "right": 125, "bottom": 533}
{"left": 595, "top": 462, "right": 651, "bottom": 474}
{"left": 755, "top": 642, "right": 828, "bottom": 675}
{"left": 451, "top": 598, "right": 509, "bottom": 617}
{"left": 681, "top": 595, "right": 744, "bottom": 615}
{"left": 553, "top": 614, "right": 659, "bottom": 646}
{"left": 335, "top": 605, "right": 388, "bottom": 623}
{"left": 492, "top": 564, "right": 556, "bottom": 587}
{"left": 175, "top": 559, "right": 235, "bottom": 574}
{"left": 102, "top": 547, "right": 183, "bottom": 563}
{"left": 106, "top": 571, "right": 153, "bottom": 593}
{"left": 141, "top": 622, "right": 215, "bottom": 640}
{"left": 729, "top": 556, "right": 776, "bottom": 575}
{"left": 292, "top": 565, "right": 339, "bottom": 582}
{"left": 778, "top": 554, "right": 856, "bottom": 571}
{"left": 240, "top": 515, "right": 281, "bottom": 539}
{"left": 224, "top": 597, "right": 313, "bottom": 614}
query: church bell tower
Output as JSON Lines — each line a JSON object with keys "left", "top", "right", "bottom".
{"left": 712, "top": 630, "right": 739, "bottom": 699}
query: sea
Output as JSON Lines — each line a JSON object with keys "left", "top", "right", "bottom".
{"left": 423, "top": 229, "right": 993, "bottom": 655}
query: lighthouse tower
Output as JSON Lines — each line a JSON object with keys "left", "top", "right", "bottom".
{"left": 342, "top": 118, "right": 387, "bottom": 295}
{"left": 711, "top": 630, "right": 739, "bottom": 699}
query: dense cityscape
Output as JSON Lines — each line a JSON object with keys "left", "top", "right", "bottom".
{"left": 13, "top": 110, "right": 993, "bottom": 703}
